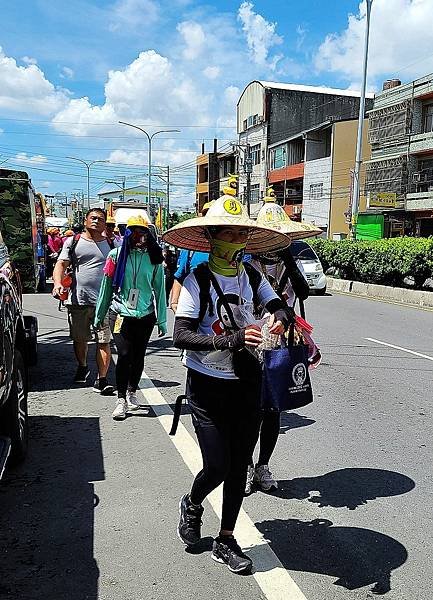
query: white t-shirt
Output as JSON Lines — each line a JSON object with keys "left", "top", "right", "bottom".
{"left": 176, "top": 267, "right": 278, "bottom": 379}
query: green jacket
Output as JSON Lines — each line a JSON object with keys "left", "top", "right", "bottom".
{"left": 95, "top": 248, "right": 167, "bottom": 334}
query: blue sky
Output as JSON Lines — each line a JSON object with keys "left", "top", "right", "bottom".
{"left": 1, "top": 0, "right": 433, "bottom": 207}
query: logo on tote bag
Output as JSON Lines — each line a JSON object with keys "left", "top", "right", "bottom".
{"left": 292, "top": 363, "right": 307, "bottom": 386}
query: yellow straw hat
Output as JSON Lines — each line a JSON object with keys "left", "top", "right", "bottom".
{"left": 162, "top": 194, "right": 290, "bottom": 254}
{"left": 256, "top": 198, "right": 322, "bottom": 241}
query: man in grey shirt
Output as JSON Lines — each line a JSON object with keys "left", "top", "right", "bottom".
{"left": 53, "top": 208, "right": 114, "bottom": 393}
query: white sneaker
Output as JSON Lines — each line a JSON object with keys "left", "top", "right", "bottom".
{"left": 126, "top": 391, "right": 141, "bottom": 411}
{"left": 112, "top": 398, "right": 127, "bottom": 420}
{"left": 245, "top": 465, "right": 255, "bottom": 495}
{"left": 254, "top": 465, "right": 278, "bottom": 491}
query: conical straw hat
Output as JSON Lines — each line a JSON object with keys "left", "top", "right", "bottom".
{"left": 256, "top": 201, "right": 322, "bottom": 241}
{"left": 162, "top": 195, "right": 291, "bottom": 254}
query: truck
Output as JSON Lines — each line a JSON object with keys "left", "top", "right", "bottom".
{"left": 0, "top": 231, "right": 37, "bottom": 477}
{"left": 0, "top": 168, "right": 47, "bottom": 292}
{"left": 104, "top": 200, "right": 158, "bottom": 238}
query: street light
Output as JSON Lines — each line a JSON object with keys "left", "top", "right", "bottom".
{"left": 67, "top": 157, "right": 109, "bottom": 209}
{"left": 118, "top": 122, "right": 180, "bottom": 211}
{"left": 351, "top": 0, "right": 373, "bottom": 239}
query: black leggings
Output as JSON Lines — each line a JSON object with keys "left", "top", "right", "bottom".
{"left": 109, "top": 311, "right": 156, "bottom": 398}
{"left": 187, "top": 369, "right": 261, "bottom": 532}
{"left": 249, "top": 411, "right": 281, "bottom": 467}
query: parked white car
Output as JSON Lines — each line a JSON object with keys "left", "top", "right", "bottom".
{"left": 290, "top": 240, "right": 327, "bottom": 295}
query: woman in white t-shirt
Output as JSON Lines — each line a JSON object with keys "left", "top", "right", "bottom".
{"left": 163, "top": 193, "right": 292, "bottom": 575}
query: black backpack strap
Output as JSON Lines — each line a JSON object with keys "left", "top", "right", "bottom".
{"left": 243, "top": 261, "right": 262, "bottom": 315}
{"left": 68, "top": 234, "right": 81, "bottom": 271}
{"left": 276, "top": 265, "right": 291, "bottom": 299}
{"left": 208, "top": 270, "right": 239, "bottom": 331}
{"left": 185, "top": 250, "right": 193, "bottom": 275}
{"left": 169, "top": 394, "right": 187, "bottom": 436}
{"left": 193, "top": 262, "right": 214, "bottom": 322}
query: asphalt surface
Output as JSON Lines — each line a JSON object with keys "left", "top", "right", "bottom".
{"left": 0, "top": 291, "right": 432, "bottom": 600}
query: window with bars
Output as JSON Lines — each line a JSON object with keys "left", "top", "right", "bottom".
{"left": 250, "top": 144, "right": 261, "bottom": 166}
{"left": 309, "top": 183, "right": 323, "bottom": 200}
{"left": 423, "top": 103, "right": 433, "bottom": 133}
{"left": 250, "top": 184, "right": 260, "bottom": 203}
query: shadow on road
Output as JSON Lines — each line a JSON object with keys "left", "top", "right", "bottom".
{"left": 0, "top": 415, "right": 104, "bottom": 600}
{"left": 279, "top": 411, "right": 315, "bottom": 434}
{"left": 255, "top": 517, "right": 407, "bottom": 594}
{"left": 273, "top": 467, "right": 415, "bottom": 510}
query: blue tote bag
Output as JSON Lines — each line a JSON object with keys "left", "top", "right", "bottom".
{"left": 261, "top": 334, "right": 313, "bottom": 411}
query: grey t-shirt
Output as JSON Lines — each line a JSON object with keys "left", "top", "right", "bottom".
{"left": 59, "top": 235, "right": 111, "bottom": 306}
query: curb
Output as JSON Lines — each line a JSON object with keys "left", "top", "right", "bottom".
{"left": 327, "top": 277, "right": 433, "bottom": 308}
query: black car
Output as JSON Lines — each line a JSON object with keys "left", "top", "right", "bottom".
{"left": 0, "top": 265, "right": 37, "bottom": 478}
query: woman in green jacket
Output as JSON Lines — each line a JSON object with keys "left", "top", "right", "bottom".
{"left": 95, "top": 215, "right": 167, "bottom": 420}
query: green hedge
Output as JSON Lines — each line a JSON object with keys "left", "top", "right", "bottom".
{"left": 308, "top": 237, "right": 433, "bottom": 289}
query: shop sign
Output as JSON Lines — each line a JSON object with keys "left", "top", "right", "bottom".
{"left": 369, "top": 192, "right": 397, "bottom": 208}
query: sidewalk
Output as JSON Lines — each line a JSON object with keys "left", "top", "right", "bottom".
{"left": 327, "top": 277, "right": 433, "bottom": 308}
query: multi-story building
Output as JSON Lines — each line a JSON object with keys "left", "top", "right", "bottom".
{"left": 195, "top": 140, "right": 236, "bottom": 214}
{"left": 236, "top": 81, "right": 373, "bottom": 230}
{"left": 365, "top": 75, "right": 433, "bottom": 237}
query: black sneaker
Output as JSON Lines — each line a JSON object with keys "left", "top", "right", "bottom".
{"left": 178, "top": 493, "right": 203, "bottom": 546}
{"left": 93, "top": 378, "right": 115, "bottom": 395}
{"left": 211, "top": 535, "right": 253, "bottom": 574}
{"left": 73, "top": 365, "right": 90, "bottom": 383}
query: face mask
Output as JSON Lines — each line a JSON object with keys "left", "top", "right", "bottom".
{"left": 209, "top": 238, "right": 246, "bottom": 276}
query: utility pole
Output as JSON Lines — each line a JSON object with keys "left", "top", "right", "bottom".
{"left": 244, "top": 143, "right": 252, "bottom": 216}
{"left": 351, "top": 0, "right": 373, "bottom": 238}
{"left": 166, "top": 165, "right": 170, "bottom": 230}
{"left": 105, "top": 176, "right": 126, "bottom": 201}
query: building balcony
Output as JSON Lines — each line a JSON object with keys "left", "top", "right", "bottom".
{"left": 196, "top": 182, "right": 209, "bottom": 194}
{"left": 409, "top": 131, "right": 433, "bottom": 155}
{"left": 405, "top": 190, "right": 433, "bottom": 211}
{"left": 268, "top": 163, "right": 304, "bottom": 184}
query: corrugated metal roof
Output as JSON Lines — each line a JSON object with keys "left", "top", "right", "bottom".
{"left": 258, "top": 80, "right": 374, "bottom": 99}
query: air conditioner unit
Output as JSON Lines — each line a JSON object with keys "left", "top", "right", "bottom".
{"left": 286, "top": 189, "right": 298, "bottom": 196}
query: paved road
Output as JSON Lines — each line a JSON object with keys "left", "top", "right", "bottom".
{"left": 0, "top": 291, "right": 432, "bottom": 600}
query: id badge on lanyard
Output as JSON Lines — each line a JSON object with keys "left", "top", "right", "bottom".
{"left": 127, "top": 288, "right": 140, "bottom": 310}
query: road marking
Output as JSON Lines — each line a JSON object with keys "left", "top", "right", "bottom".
{"left": 139, "top": 371, "right": 308, "bottom": 600}
{"left": 365, "top": 338, "right": 433, "bottom": 362}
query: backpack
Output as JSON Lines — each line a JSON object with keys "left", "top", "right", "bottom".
{"left": 193, "top": 261, "right": 262, "bottom": 322}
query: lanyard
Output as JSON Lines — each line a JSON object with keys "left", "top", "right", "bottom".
{"left": 129, "top": 250, "right": 145, "bottom": 288}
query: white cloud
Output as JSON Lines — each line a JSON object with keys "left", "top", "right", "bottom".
{"left": 21, "top": 56, "right": 38, "bottom": 65}
{"left": 60, "top": 66, "right": 74, "bottom": 79}
{"left": 108, "top": 147, "right": 196, "bottom": 169}
{"left": 177, "top": 21, "right": 206, "bottom": 60}
{"left": 238, "top": 2, "right": 283, "bottom": 70}
{"left": 108, "top": 0, "right": 159, "bottom": 31}
{"left": 0, "top": 47, "right": 68, "bottom": 116}
{"left": 14, "top": 153, "right": 48, "bottom": 165}
{"left": 315, "top": 0, "right": 433, "bottom": 87}
{"left": 203, "top": 66, "right": 220, "bottom": 79}
{"left": 295, "top": 25, "right": 307, "bottom": 52}
{"left": 52, "top": 50, "right": 214, "bottom": 137}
